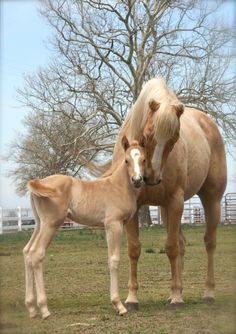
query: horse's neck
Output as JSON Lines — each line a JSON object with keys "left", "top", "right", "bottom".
{"left": 69, "top": 162, "right": 136, "bottom": 222}
{"left": 110, "top": 162, "right": 136, "bottom": 195}
{"left": 76, "top": 162, "right": 134, "bottom": 201}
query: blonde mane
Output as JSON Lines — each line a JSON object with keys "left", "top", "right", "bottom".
{"left": 129, "top": 77, "right": 182, "bottom": 140}
{"left": 101, "top": 78, "right": 183, "bottom": 178}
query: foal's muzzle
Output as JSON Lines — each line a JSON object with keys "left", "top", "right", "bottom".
{"left": 131, "top": 176, "right": 144, "bottom": 188}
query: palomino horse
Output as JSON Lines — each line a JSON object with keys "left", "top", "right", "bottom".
{"left": 23, "top": 136, "right": 146, "bottom": 319}
{"left": 103, "top": 77, "right": 227, "bottom": 310}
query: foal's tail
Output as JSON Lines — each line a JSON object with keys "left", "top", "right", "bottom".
{"left": 28, "top": 179, "right": 60, "bottom": 198}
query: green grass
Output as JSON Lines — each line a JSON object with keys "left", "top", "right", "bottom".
{"left": 0, "top": 225, "right": 235, "bottom": 334}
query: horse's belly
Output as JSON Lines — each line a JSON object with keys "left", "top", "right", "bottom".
{"left": 68, "top": 210, "right": 105, "bottom": 227}
{"left": 184, "top": 149, "right": 210, "bottom": 200}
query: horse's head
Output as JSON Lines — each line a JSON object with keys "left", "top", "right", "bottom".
{"left": 121, "top": 135, "right": 146, "bottom": 188}
{"left": 142, "top": 99, "right": 184, "bottom": 186}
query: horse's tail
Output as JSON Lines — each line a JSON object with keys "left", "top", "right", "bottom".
{"left": 28, "top": 179, "right": 60, "bottom": 198}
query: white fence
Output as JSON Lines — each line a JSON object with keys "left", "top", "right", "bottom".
{"left": 0, "top": 193, "right": 235, "bottom": 234}
{"left": 0, "top": 207, "right": 35, "bottom": 234}
{"left": 148, "top": 193, "right": 235, "bottom": 225}
{"left": 0, "top": 207, "right": 82, "bottom": 234}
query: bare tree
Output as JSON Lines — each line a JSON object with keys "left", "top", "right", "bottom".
{"left": 18, "top": 0, "right": 235, "bottom": 138}
{"left": 9, "top": 0, "right": 236, "bottom": 222}
{"left": 7, "top": 111, "right": 112, "bottom": 194}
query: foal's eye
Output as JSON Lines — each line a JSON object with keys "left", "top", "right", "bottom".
{"left": 143, "top": 159, "right": 146, "bottom": 163}
{"left": 125, "top": 160, "right": 128, "bottom": 164}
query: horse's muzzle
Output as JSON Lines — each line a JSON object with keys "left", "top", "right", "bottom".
{"left": 143, "top": 176, "right": 162, "bottom": 186}
{"left": 132, "top": 176, "right": 144, "bottom": 188}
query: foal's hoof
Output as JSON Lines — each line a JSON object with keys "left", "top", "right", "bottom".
{"left": 118, "top": 307, "right": 128, "bottom": 316}
{"left": 203, "top": 296, "right": 215, "bottom": 304}
{"left": 169, "top": 299, "right": 184, "bottom": 307}
{"left": 42, "top": 311, "right": 51, "bottom": 320}
{"left": 29, "top": 310, "right": 38, "bottom": 319}
{"left": 125, "top": 302, "right": 139, "bottom": 311}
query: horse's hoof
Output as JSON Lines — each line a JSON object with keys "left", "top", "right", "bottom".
{"left": 29, "top": 310, "right": 38, "bottom": 319}
{"left": 125, "top": 302, "right": 139, "bottom": 311}
{"left": 169, "top": 300, "right": 184, "bottom": 307}
{"left": 167, "top": 296, "right": 172, "bottom": 304}
{"left": 42, "top": 311, "right": 51, "bottom": 320}
{"left": 203, "top": 296, "right": 215, "bottom": 304}
{"left": 118, "top": 308, "right": 128, "bottom": 316}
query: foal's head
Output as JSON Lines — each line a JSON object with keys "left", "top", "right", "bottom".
{"left": 142, "top": 98, "right": 184, "bottom": 185}
{"left": 121, "top": 135, "right": 146, "bottom": 188}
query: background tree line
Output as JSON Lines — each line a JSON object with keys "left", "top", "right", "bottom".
{"left": 7, "top": 0, "right": 236, "bottom": 202}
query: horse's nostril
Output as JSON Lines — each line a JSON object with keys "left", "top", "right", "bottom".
{"left": 143, "top": 176, "right": 148, "bottom": 183}
{"left": 132, "top": 176, "right": 143, "bottom": 185}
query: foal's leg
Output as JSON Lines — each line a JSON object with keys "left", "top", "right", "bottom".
{"left": 163, "top": 196, "right": 184, "bottom": 305}
{"left": 199, "top": 195, "right": 221, "bottom": 302}
{"left": 105, "top": 219, "right": 127, "bottom": 315}
{"left": 23, "top": 223, "right": 40, "bottom": 318}
{"left": 125, "top": 212, "right": 141, "bottom": 310}
{"left": 28, "top": 223, "right": 59, "bottom": 319}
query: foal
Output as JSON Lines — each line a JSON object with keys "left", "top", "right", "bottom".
{"left": 23, "top": 135, "right": 146, "bottom": 319}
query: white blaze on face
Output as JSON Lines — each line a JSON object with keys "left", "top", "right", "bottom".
{"left": 130, "top": 148, "right": 141, "bottom": 179}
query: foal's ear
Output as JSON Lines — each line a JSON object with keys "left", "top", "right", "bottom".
{"left": 139, "top": 134, "right": 147, "bottom": 148}
{"left": 174, "top": 103, "right": 184, "bottom": 118}
{"left": 121, "top": 135, "right": 130, "bottom": 151}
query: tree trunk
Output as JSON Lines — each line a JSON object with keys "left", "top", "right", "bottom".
{"left": 138, "top": 205, "right": 152, "bottom": 227}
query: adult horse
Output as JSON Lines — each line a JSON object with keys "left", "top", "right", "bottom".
{"left": 103, "top": 77, "right": 227, "bottom": 311}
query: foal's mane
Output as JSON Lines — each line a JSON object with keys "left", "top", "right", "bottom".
{"left": 129, "top": 77, "right": 182, "bottom": 140}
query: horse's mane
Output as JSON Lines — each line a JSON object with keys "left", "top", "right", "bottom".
{"left": 129, "top": 77, "right": 182, "bottom": 140}
{"left": 97, "top": 77, "right": 183, "bottom": 178}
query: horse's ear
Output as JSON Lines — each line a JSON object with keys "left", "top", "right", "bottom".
{"left": 175, "top": 104, "right": 184, "bottom": 118}
{"left": 121, "top": 135, "right": 130, "bottom": 151}
{"left": 139, "top": 134, "right": 147, "bottom": 148}
{"left": 149, "top": 99, "right": 160, "bottom": 113}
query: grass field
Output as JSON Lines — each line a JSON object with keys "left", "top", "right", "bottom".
{"left": 0, "top": 224, "right": 235, "bottom": 334}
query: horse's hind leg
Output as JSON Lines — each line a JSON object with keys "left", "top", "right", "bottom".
{"left": 23, "top": 222, "right": 40, "bottom": 318}
{"left": 28, "top": 222, "right": 59, "bottom": 319}
{"left": 199, "top": 194, "right": 221, "bottom": 302}
{"left": 125, "top": 212, "right": 141, "bottom": 310}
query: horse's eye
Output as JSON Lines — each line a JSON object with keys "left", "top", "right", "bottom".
{"left": 143, "top": 159, "right": 146, "bottom": 162}
{"left": 125, "top": 160, "right": 128, "bottom": 164}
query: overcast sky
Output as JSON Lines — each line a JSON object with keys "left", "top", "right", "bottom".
{"left": 0, "top": 0, "right": 235, "bottom": 209}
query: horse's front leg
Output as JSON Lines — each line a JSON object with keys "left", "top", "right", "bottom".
{"left": 105, "top": 219, "right": 127, "bottom": 315}
{"left": 125, "top": 212, "right": 141, "bottom": 310}
{"left": 164, "top": 194, "right": 184, "bottom": 305}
